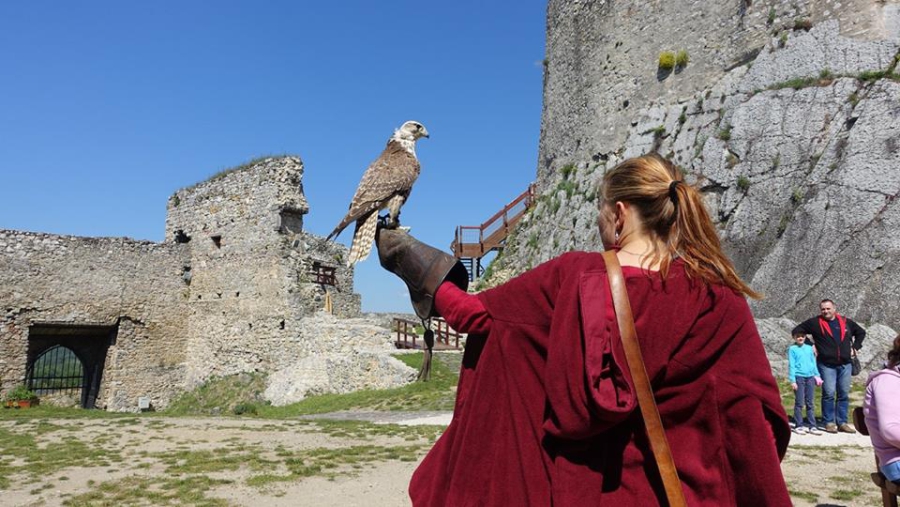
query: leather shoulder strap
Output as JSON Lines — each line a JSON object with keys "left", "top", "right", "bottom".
{"left": 602, "top": 250, "right": 687, "bottom": 507}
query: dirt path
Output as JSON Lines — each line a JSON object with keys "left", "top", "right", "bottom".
{"left": 0, "top": 414, "right": 886, "bottom": 506}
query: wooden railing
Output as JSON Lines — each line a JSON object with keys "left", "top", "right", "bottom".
{"left": 393, "top": 318, "right": 420, "bottom": 349}
{"left": 434, "top": 318, "right": 461, "bottom": 349}
{"left": 309, "top": 263, "right": 337, "bottom": 286}
{"left": 392, "top": 317, "right": 462, "bottom": 350}
{"left": 451, "top": 184, "right": 536, "bottom": 259}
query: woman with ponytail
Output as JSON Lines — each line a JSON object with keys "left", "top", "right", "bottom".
{"left": 376, "top": 153, "right": 791, "bottom": 506}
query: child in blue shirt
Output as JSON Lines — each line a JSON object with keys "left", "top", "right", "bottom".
{"left": 789, "top": 333, "right": 823, "bottom": 434}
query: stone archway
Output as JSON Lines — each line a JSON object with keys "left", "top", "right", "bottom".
{"left": 26, "top": 323, "right": 117, "bottom": 409}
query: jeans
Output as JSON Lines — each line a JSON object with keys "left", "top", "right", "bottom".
{"left": 818, "top": 362, "right": 851, "bottom": 425}
{"left": 883, "top": 460, "right": 900, "bottom": 484}
{"left": 793, "top": 376, "right": 816, "bottom": 428}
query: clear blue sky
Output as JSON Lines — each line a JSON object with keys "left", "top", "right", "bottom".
{"left": 0, "top": 1, "right": 546, "bottom": 313}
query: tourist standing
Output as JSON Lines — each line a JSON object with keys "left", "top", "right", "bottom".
{"left": 792, "top": 299, "right": 866, "bottom": 433}
{"left": 788, "top": 333, "right": 822, "bottom": 434}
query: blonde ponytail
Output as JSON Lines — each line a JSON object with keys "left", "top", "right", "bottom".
{"left": 600, "top": 154, "right": 761, "bottom": 299}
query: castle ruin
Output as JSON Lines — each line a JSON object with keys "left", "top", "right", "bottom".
{"left": 0, "top": 156, "right": 362, "bottom": 411}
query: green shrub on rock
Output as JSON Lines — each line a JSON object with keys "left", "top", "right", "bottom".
{"left": 658, "top": 51, "right": 676, "bottom": 70}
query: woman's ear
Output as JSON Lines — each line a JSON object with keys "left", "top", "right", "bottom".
{"left": 614, "top": 201, "right": 628, "bottom": 231}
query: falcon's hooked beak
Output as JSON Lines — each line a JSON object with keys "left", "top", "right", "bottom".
{"left": 420, "top": 127, "right": 430, "bottom": 139}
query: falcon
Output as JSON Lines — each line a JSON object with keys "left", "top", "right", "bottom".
{"left": 327, "top": 120, "right": 429, "bottom": 265}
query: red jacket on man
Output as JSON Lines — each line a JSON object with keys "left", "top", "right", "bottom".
{"left": 410, "top": 252, "right": 791, "bottom": 506}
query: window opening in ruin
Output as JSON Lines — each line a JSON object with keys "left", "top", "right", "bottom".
{"left": 278, "top": 208, "right": 305, "bottom": 234}
{"left": 309, "top": 262, "right": 337, "bottom": 286}
{"left": 235, "top": 291, "right": 240, "bottom": 297}
{"left": 182, "top": 266, "right": 192, "bottom": 285}
{"left": 211, "top": 235, "right": 222, "bottom": 248}
{"left": 174, "top": 229, "right": 191, "bottom": 243}
{"left": 279, "top": 319, "right": 285, "bottom": 330}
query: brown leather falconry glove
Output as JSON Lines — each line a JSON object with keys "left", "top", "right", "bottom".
{"left": 375, "top": 228, "right": 469, "bottom": 320}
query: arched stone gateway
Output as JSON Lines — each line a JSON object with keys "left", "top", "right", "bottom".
{"left": 26, "top": 323, "right": 116, "bottom": 409}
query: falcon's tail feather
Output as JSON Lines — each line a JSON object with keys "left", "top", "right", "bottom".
{"left": 347, "top": 212, "right": 379, "bottom": 266}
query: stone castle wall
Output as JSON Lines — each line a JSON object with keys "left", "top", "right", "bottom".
{"left": 496, "top": 1, "right": 900, "bottom": 331}
{"left": 0, "top": 156, "right": 363, "bottom": 411}
{"left": 538, "top": 0, "right": 900, "bottom": 190}
{"left": 0, "top": 231, "right": 191, "bottom": 410}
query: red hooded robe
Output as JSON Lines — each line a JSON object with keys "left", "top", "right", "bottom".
{"left": 410, "top": 252, "right": 791, "bottom": 506}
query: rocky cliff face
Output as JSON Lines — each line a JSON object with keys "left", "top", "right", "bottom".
{"left": 495, "top": 9, "right": 900, "bottom": 331}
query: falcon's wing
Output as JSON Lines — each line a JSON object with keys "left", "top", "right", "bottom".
{"left": 328, "top": 142, "right": 420, "bottom": 239}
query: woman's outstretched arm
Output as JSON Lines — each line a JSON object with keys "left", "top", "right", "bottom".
{"left": 435, "top": 281, "right": 492, "bottom": 335}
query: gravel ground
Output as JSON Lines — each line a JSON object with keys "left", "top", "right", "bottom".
{"left": 0, "top": 412, "right": 886, "bottom": 506}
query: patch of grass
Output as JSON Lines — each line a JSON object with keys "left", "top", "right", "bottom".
{"left": 779, "top": 32, "right": 788, "bottom": 48}
{"left": 788, "top": 488, "right": 818, "bottom": 503}
{"left": 678, "top": 112, "right": 687, "bottom": 124}
{"left": 559, "top": 163, "right": 576, "bottom": 180}
{"left": 0, "top": 426, "right": 122, "bottom": 488}
{"left": 776, "top": 377, "right": 866, "bottom": 425}
{"left": 830, "top": 489, "right": 863, "bottom": 501}
{"left": 848, "top": 91, "right": 859, "bottom": 107}
{"left": 793, "top": 18, "right": 812, "bottom": 31}
{"left": 717, "top": 125, "right": 732, "bottom": 141}
{"left": 769, "top": 76, "right": 818, "bottom": 91}
{"left": 154, "top": 447, "right": 276, "bottom": 475}
{"left": 767, "top": 7, "right": 776, "bottom": 25}
{"left": 643, "top": 125, "right": 666, "bottom": 137}
{"left": 856, "top": 70, "right": 890, "bottom": 83}
{"left": 675, "top": 50, "right": 689, "bottom": 68}
{"left": 245, "top": 441, "right": 429, "bottom": 487}
{"left": 309, "top": 419, "right": 445, "bottom": 442}
{"left": 165, "top": 372, "right": 268, "bottom": 416}
{"left": 658, "top": 51, "right": 676, "bottom": 70}
{"left": 63, "top": 475, "right": 233, "bottom": 507}
{"left": 791, "top": 188, "right": 803, "bottom": 203}
{"left": 210, "top": 156, "right": 288, "bottom": 185}
{"left": 556, "top": 179, "right": 577, "bottom": 198}
{"left": 736, "top": 175, "right": 750, "bottom": 192}
{"left": 791, "top": 444, "right": 849, "bottom": 460}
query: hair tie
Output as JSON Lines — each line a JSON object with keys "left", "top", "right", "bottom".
{"left": 668, "top": 180, "right": 681, "bottom": 205}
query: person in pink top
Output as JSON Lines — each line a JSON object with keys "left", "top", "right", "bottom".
{"left": 864, "top": 334, "right": 900, "bottom": 484}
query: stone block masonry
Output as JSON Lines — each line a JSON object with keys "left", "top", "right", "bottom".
{"left": 0, "top": 156, "right": 368, "bottom": 411}
{"left": 0, "top": 232, "right": 191, "bottom": 411}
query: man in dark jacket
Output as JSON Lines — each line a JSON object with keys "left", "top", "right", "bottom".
{"left": 792, "top": 299, "right": 866, "bottom": 433}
